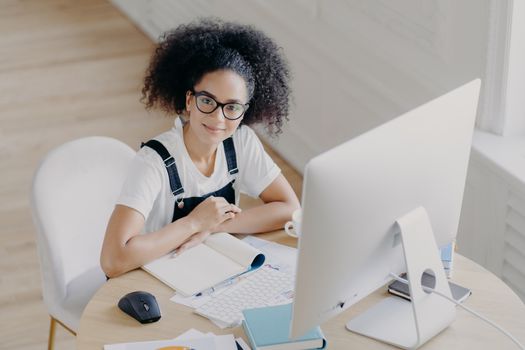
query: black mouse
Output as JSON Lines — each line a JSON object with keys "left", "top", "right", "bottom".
{"left": 118, "top": 291, "right": 161, "bottom": 324}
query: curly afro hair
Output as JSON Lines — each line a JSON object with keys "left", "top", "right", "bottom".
{"left": 142, "top": 18, "right": 292, "bottom": 135}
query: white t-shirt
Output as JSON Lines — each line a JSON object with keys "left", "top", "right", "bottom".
{"left": 117, "top": 118, "right": 281, "bottom": 233}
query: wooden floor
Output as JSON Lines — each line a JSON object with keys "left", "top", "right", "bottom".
{"left": 0, "top": 1, "right": 302, "bottom": 348}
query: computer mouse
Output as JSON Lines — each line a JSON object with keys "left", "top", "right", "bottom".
{"left": 118, "top": 291, "right": 161, "bottom": 324}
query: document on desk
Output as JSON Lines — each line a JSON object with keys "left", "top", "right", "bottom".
{"left": 143, "top": 232, "right": 265, "bottom": 297}
{"left": 242, "top": 236, "right": 297, "bottom": 275}
{"left": 103, "top": 328, "right": 241, "bottom": 350}
{"left": 103, "top": 335, "right": 216, "bottom": 350}
{"left": 170, "top": 236, "right": 297, "bottom": 311}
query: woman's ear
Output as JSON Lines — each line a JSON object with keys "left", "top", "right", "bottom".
{"left": 185, "top": 91, "right": 192, "bottom": 111}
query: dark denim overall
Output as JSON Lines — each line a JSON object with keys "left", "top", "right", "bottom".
{"left": 105, "top": 138, "right": 239, "bottom": 281}
{"left": 140, "top": 137, "right": 239, "bottom": 222}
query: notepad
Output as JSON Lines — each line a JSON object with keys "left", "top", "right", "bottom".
{"left": 143, "top": 232, "right": 265, "bottom": 297}
{"left": 242, "top": 303, "right": 326, "bottom": 350}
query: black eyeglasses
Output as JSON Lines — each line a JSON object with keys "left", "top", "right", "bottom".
{"left": 191, "top": 91, "right": 249, "bottom": 120}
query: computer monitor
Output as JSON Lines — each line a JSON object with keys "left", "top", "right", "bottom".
{"left": 290, "top": 79, "right": 481, "bottom": 349}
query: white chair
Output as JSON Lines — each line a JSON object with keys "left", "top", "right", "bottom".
{"left": 31, "top": 136, "right": 135, "bottom": 349}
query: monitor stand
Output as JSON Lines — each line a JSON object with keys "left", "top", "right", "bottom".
{"left": 346, "top": 207, "right": 456, "bottom": 349}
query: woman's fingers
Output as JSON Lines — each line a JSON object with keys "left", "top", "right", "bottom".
{"left": 212, "top": 197, "right": 241, "bottom": 211}
{"left": 189, "top": 196, "right": 241, "bottom": 229}
{"left": 224, "top": 211, "right": 236, "bottom": 220}
{"left": 218, "top": 202, "right": 241, "bottom": 214}
{"left": 229, "top": 204, "right": 242, "bottom": 213}
{"left": 221, "top": 205, "right": 240, "bottom": 221}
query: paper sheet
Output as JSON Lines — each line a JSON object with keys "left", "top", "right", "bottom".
{"left": 235, "top": 337, "right": 251, "bottom": 350}
{"left": 176, "top": 329, "right": 247, "bottom": 350}
{"left": 104, "top": 335, "right": 216, "bottom": 350}
{"left": 169, "top": 237, "right": 297, "bottom": 329}
{"left": 241, "top": 237, "right": 296, "bottom": 269}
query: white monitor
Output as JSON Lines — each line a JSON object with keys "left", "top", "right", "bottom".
{"left": 290, "top": 79, "right": 481, "bottom": 349}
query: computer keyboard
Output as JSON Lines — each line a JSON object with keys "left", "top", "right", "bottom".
{"left": 194, "top": 265, "right": 294, "bottom": 327}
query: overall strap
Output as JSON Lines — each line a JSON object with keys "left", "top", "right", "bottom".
{"left": 222, "top": 137, "right": 238, "bottom": 175}
{"left": 141, "top": 140, "right": 184, "bottom": 196}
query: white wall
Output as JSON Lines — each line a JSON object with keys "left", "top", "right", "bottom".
{"left": 112, "top": 0, "right": 525, "bottom": 302}
{"left": 111, "top": 0, "right": 489, "bottom": 171}
{"left": 502, "top": 0, "right": 525, "bottom": 136}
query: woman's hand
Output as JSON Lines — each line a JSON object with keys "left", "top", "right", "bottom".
{"left": 186, "top": 196, "right": 241, "bottom": 233}
{"left": 177, "top": 230, "right": 211, "bottom": 254}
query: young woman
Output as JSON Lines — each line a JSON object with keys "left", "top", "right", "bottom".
{"left": 101, "top": 19, "right": 300, "bottom": 278}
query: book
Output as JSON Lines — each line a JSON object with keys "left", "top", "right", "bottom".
{"left": 440, "top": 241, "right": 455, "bottom": 278}
{"left": 388, "top": 272, "right": 471, "bottom": 303}
{"left": 242, "top": 303, "right": 326, "bottom": 350}
{"left": 143, "top": 232, "right": 265, "bottom": 297}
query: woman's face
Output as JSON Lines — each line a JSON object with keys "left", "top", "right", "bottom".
{"left": 185, "top": 69, "right": 249, "bottom": 146}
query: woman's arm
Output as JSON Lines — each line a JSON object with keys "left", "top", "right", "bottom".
{"left": 167, "top": 174, "right": 299, "bottom": 252}
{"left": 100, "top": 196, "right": 241, "bottom": 278}
{"left": 100, "top": 205, "right": 196, "bottom": 278}
{"left": 217, "top": 173, "right": 300, "bottom": 234}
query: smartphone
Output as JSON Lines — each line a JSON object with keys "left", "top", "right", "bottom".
{"left": 388, "top": 272, "right": 471, "bottom": 303}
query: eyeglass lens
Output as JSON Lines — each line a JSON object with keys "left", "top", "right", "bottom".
{"left": 195, "top": 94, "right": 245, "bottom": 120}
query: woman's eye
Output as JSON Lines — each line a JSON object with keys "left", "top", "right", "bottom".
{"left": 226, "top": 104, "right": 241, "bottom": 112}
{"left": 202, "top": 98, "right": 212, "bottom": 104}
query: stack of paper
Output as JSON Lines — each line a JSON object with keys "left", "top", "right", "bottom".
{"left": 104, "top": 328, "right": 251, "bottom": 350}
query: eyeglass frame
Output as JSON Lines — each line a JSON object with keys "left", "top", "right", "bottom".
{"left": 190, "top": 90, "right": 249, "bottom": 120}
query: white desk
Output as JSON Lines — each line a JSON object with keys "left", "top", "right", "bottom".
{"left": 77, "top": 231, "right": 525, "bottom": 349}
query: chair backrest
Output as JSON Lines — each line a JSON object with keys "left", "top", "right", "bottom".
{"left": 31, "top": 137, "right": 135, "bottom": 307}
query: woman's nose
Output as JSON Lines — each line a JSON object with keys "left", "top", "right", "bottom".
{"left": 211, "top": 106, "right": 226, "bottom": 120}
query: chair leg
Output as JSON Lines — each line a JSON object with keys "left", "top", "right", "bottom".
{"left": 55, "top": 317, "right": 76, "bottom": 336}
{"left": 48, "top": 316, "right": 56, "bottom": 350}
{"left": 48, "top": 316, "right": 76, "bottom": 350}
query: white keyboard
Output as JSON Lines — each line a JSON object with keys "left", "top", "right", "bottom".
{"left": 195, "top": 266, "right": 294, "bottom": 327}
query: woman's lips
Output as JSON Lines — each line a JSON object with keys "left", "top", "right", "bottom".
{"left": 203, "top": 123, "right": 225, "bottom": 134}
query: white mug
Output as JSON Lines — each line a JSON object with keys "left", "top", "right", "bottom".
{"left": 284, "top": 209, "right": 302, "bottom": 238}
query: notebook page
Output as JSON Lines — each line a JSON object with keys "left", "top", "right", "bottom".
{"left": 143, "top": 243, "right": 244, "bottom": 296}
{"left": 205, "top": 232, "right": 264, "bottom": 269}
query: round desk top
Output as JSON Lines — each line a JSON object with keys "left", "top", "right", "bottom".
{"left": 77, "top": 231, "right": 525, "bottom": 349}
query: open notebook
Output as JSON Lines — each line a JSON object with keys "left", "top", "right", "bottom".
{"left": 143, "top": 232, "right": 265, "bottom": 296}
